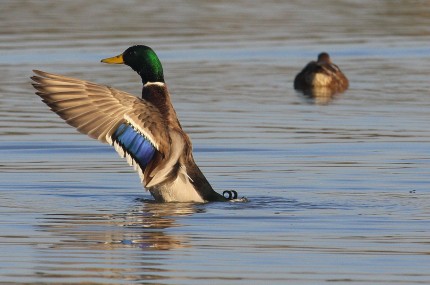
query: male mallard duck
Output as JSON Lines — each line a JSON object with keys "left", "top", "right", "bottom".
{"left": 31, "top": 45, "right": 235, "bottom": 203}
{"left": 294, "top": 52, "right": 349, "bottom": 93}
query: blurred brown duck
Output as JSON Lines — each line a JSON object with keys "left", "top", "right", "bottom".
{"left": 294, "top": 52, "right": 349, "bottom": 93}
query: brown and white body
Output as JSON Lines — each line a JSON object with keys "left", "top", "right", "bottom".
{"left": 31, "top": 45, "right": 233, "bottom": 203}
{"left": 294, "top": 52, "right": 349, "bottom": 93}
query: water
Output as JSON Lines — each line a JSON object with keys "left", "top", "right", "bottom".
{"left": 1, "top": 0, "right": 430, "bottom": 284}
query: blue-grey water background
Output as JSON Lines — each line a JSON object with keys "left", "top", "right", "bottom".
{"left": 1, "top": 1, "right": 430, "bottom": 284}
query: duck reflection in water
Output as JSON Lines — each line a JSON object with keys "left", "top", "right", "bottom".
{"left": 294, "top": 52, "right": 349, "bottom": 104}
{"left": 37, "top": 200, "right": 201, "bottom": 251}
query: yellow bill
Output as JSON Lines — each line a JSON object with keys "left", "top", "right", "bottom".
{"left": 101, "top": 53, "right": 124, "bottom": 64}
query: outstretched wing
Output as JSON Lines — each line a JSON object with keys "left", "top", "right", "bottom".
{"left": 31, "top": 70, "right": 171, "bottom": 184}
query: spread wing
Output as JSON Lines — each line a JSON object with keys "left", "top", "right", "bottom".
{"left": 31, "top": 70, "right": 171, "bottom": 184}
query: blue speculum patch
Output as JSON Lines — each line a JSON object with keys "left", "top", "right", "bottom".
{"left": 113, "top": 123, "right": 156, "bottom": 168}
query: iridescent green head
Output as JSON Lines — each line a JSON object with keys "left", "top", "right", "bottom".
{"left": 101, "top": 45, "right": 164, "bottom": 84}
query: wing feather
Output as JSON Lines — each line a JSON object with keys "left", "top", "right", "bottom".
{"left": 31, "top": 69, "right": 170, "bottom": 154}
{"left": 31, "top": 70, "right": 183, "bottom": 188}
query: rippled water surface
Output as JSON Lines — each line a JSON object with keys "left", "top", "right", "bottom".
{"left": 1, "top": 1, "right": 430, "bottom": 284}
